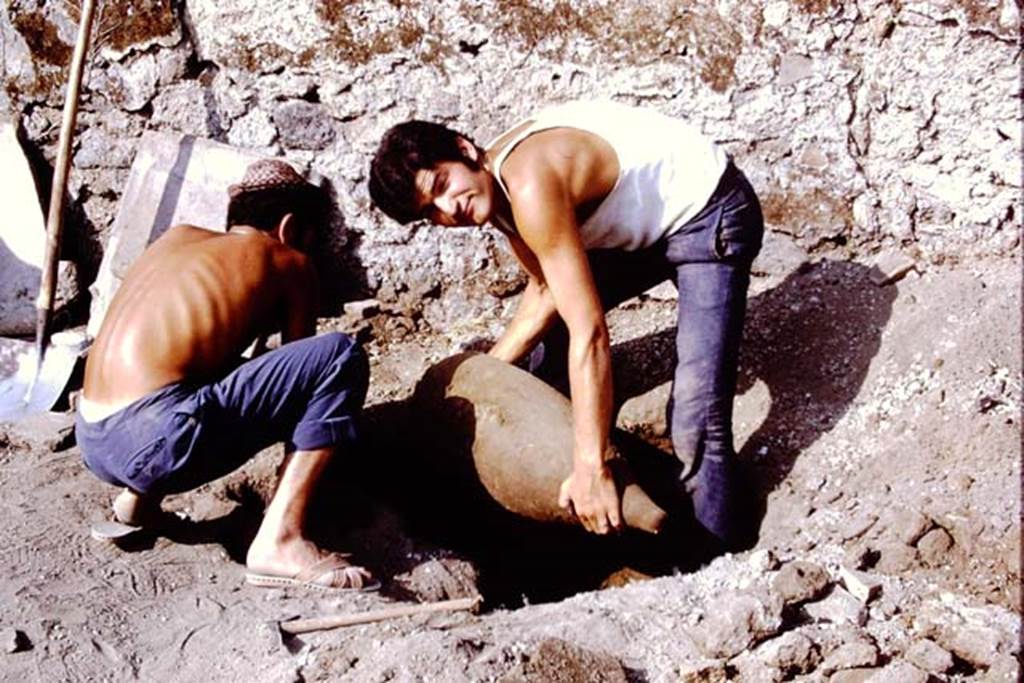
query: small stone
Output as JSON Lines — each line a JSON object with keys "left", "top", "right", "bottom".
{"left": 864, "top": 660, "right": 928, "bottom": 683}
{"left": 1, "top": 627, "right": 29, "bottom": 653}
{"left": 938, "top": 625, "right": 1002, "bottom": 668}
{"left": 692, "top": 591, "right": 783, "bottom": 659}
{"left": 772, "top": 561, "right": 830, "bottom": 605}
{"left": 868, "top": 251, "right": 916, "bottom": 286}
{"left": 803, "top": 587, "right": 867, "bottom": 627}
{"left": 977, "top": 395, "right": 1003, "bottom": 413}
{"left": 839, "top": 567, "right": 882, "bottom": 604}
{"left": 915, "top": 528, "right": 954, "bottom": 567}
{"left": 502, "top": 638, "right": 628, "bottom": 683}
{"left": 227, "top": 109, "right": 278, "bottom": 149}
{"left": 830, "top": 668, "right": 880, "bottom": 683}
{"left": 821, "top": 641, "right": 879, "bottom": 673}
{"left": 843, "top": 545, "right": 875, "bottom": 571}
{"left": 678, "top": 659, "right": 728, "bottom": 682}
{"left": 343, "top": 299, "right": 381, "bottom": 319}
{"left": 747, "top": 549, "right": 779, "bottom": 572}
{"left": 758, "top": 631, "right": 819, "bottom": 675}
{"left": 272, "top": 101, "right": 336, "bottom": 151}
{"left": 885, "top": 508, "right": 931, "bottom": 545}
{"left": 874, "top": 542, "right": 916, "bottom": 574}
{"left": 904, "top": 639, "right": 953, "bottom": 674}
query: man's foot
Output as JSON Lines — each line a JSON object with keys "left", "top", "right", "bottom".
{"left": 246, "top": 539, "right": 379, "bottom": 592}
{"left": 112, "top": 488, "right": 165, "bottom": 527}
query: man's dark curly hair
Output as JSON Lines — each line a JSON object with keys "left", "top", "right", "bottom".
{"left": 226, "top": 184, "right": 329, "bottom": 235}
{"left": 368, "top": 120, "right": 480, "bottom": 225}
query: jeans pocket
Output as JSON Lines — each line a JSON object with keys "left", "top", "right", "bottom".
{"left": 122, "top": 437, "right": 169, "bottom": 492}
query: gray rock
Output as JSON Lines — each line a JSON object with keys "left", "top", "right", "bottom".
{"left": 771, "top": 561, "right": 830, "bottom": 605}
{"left": 903, "top": 639, "right": 953, "bottom": 674}
{"left": 227, "top": 108, "right": 278, "bottom": 149}
{"left": 499, "top": 638, "right": 628, "bottom": 683}
{"left": 273, "top": 101, "right": 336, "bottom": 151}
{"left": 692, "top": 591, "right": 783, "bottom": 659}
{"left": 938, "top": 624, "right": 1003, "bottom": 668}
{"left": 864, "top": 660, "right": 928, "bottom": 683}
{"left": 0, "top": 627, "right": 28, "bottom": 653}
{"left": 103, "top": 54, "right": 158, "bottom": 112}
{"left": 678, "top": 659, "right": 728, "bottom": 683}
{"left": 150, "top": 83, "right": 219, "bottom": 137}
{"left": 803, "top": 587, "right": 867, "bottom": 627}
{"left": 915, "top": 527, "right": 954, "bottom": 567}
{"left": 74, "top": 128, "right": 136, "bottom": 169}
{"left": 868, "top": 251, "right": 917, "bottom": 286}
{"left": 821, "top": 640, "right": 879, "bottom": 673}
{"left": 830, "top": 669, "right": 880, "bottom": 683}
{"left": 840, "top": 512, "right": 879, "bottom": 541}
{"left": 838, "top": 567, "right": 882, "bottom": 604}
{"left": 884, "top": 507, "right": 932, "bottom": 545}
{"left": 758, "top": 631, "right": 819, "bottom": 675}
{"left": 874, "top": 542, "right": 916, "bottom": 574}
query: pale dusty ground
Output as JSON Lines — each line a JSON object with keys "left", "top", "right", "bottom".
{"left": 0, "top": 255, "right": 1019, "bottom": 681}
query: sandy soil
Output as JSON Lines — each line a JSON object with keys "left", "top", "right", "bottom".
{"left": 0, "top": 255, "right": 1019, "bottom": 682}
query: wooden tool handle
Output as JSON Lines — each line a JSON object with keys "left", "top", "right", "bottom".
{"left": 280, "top": 596, "right": 481, "bottom": 635}
{"left": 36, "top": 0, "right": 97, "bottom": 359}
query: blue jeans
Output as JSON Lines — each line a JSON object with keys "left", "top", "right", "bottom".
{"left": 528, "top": 163, "right": 764, "bottom": 545}
{"left": 76, "top": 332, "right": 369, "bottom": 496}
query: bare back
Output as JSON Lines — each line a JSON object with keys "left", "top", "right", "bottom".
{"left": 83, "top": 225, "right": 315, "bottom": 411}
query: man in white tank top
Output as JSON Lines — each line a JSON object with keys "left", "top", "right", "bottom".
{"left": 370, "top": 101, "right": 763, "bottom": 551}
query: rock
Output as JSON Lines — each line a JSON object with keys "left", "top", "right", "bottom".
{"left": 227, "top": 108, "right": 278, "bottom": 149}
{"left": 938, "top": 624, "right": 1003, "bottom": 668}
{"left": 102, "top": 53, "right": 158, "bottom": 111}
{"left": 830, "top": 668, "right": 879, "bottom": 683}
{"left": 771, "top": 561, "right": 830, "bottom": 605}
{"left": 272, "top": 101, "right": 336, "bottom": 151}
{"left": 74, "top": 127, "right": 137, "bottom": 169}
{"left": 392, "top": 557, "right": 480, "bottom": 602}
{"left": 499, "top": 638, "right": 628, "bottom": 683}
{"left": 868, "top": 251, "right": 916, "bottom": 286}
{"left": 0, "top": 627, "right": 28, "bottom": 653}
{"left": 840, "top": 512, "right": 878, "bottom": 541}
{"left": 748, "top": 549, "right": 779, "bottom": 573}
{"left": 343, "top": 299, "right": 381, "bottom": 319}
{"left": 864, "top": 660, "right": 928, "bottom": 683}
{"left": 821, "top": 640, "right": 879, "bottom": 673}
{"left": 884, "top": 508, "right": 931, "bottom": 545}
{"left": 803, "top": 587, "right": 867, "bottom": 627}
{"left": 843, "top": 545, "right": 875, "bottom": 571}
{"left": 758, "top": 631, "right": 819, "bottom": 676}
{"left": 150, "top": 82, "right": 219, "bottom": 137}
{"left": 692, "top": 591, "right": 783, "bottom": 659}
{"left": 903, "top": 639, "right": 953, "bottom": 674}
{"left": 838, "top": 567, "right": 882, "bottom": 604}
{"left": 874, "top": 542, "right": 916, "bottom": 574}
{"left": 678, "top": 659, "right": 728, "bottom": 682}
{"left": 778, "top": 53, "right": 814, "bottom": 86}
{"left": 915, "top": 527, "right": 954, "bottom": 567}
{"left": 986, "top": 654, "right": 1022, "bottom": 681}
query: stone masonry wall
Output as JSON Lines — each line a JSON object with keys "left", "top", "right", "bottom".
{"left": 1, "top": 0, "right": 1020, "bottom": 335}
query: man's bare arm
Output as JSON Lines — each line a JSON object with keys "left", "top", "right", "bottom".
{"left": 489, "top": 234, "right": 560, "bottom": 364}
{"left": 281, "top": 254, "right": 319, "bottom": 344}
{"left": 507, "top": 171, "right": 621, "bottom": 534}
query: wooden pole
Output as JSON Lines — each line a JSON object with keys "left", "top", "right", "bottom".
{"left": 36, "top": 0, "right": 97, "bottom": 362}
{"left": 279, "top": 596, "right": 481, "bottom": 636}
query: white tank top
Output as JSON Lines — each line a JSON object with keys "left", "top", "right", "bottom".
{"left": 489, "top": 100, "right": 728, "bottom": 251}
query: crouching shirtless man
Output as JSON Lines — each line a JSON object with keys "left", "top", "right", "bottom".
{"left": 76, "top": 159, "right": 377, "bottom": 591}
{"left": 369, "top": 100, "right": 763, "bottom": 551}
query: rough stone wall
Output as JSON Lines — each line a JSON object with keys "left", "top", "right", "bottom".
{"left": 1, "top": 0, "right": 1020, "bottom": 334}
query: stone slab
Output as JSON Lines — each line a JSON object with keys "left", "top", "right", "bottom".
{"left": 0, "top": 120, "right": 46, "bottom": 336}
{"left": 86, "top": 132, "right": 268, "bottom": 338}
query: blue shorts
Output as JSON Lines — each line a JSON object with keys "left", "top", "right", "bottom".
{"left": 75, "top": 332, "right": 368, "bottom": 496}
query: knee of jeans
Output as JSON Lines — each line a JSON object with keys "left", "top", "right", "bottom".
{"left": 322, "top": 334, "right": 368, "bottom": 391}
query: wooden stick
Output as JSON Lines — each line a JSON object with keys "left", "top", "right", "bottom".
{"left": 35, "top": 0, "right": 97, "bottom": 361}
{"left": 279, "top": 596, "right": 481, "bottom": 635}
